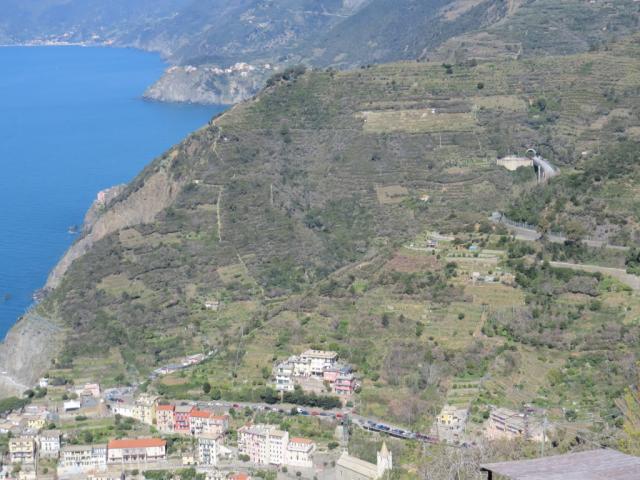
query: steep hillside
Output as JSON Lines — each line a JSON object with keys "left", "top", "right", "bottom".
{"left": 5, "top": 0, "right": 638, "bottom": 104}
{"left": 3, "top": 35, "right": 634, "bottom": 445}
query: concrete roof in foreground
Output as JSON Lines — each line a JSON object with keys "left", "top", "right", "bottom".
{"left": 481, "top": 449, "right": 640, "bottom": 480}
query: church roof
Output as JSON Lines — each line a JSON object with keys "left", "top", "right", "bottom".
{"left": 337, "top": 451, "right": 378, "bottom": 479}
{"left": 380, "top": 442, "right": 389, "bottom": 456}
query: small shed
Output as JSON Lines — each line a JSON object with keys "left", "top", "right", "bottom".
{"left": 481, "top": 449, "right": 640, "bottom": 479}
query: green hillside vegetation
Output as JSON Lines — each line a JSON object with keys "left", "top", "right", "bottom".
{"left": 35, "top": 35, "right": 640, "bottom": 450}
{"left": 4, "top": 0, "right": 638, "bottom": 72}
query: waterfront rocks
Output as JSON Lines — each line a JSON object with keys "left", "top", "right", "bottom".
{"left": 144, "top": 63, "right": 272, "bottom": 105}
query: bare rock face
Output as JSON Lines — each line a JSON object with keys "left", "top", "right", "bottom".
{"left": 143, "top": 63, "right": 272, "bottom": 105}
{"left": 0, "top": 149, "right": 185, "bottom": 398}
{"left": 0, "top": 312, "right": 63, "bottom": 397}
{"left": 46, "top": 165, "right": 182, "bottom": 290}
{"left": 83, "top": 184, "right": 126, "bottom": 232}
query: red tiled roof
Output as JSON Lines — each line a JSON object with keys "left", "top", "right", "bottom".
{"left": 230, "top": 474, "right": 250, "bottom": 480}
{"left": 190, "top": 409, "right": 212, "bottom": 418}
{"left": 290, "top": 437, "right": 314, "bottom": 445}
{"left": 108, "top": 438, "right": 166, "bottom": 449}
{"left": 157, "top": 404, "right": 174, "bottom": 411}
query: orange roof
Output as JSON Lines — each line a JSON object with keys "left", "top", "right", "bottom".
{"left": 290, "top": 437, "right": 314, "bottom": 445}
{"left": 108, "top": 438, "right": 166, "bottom": 449}
{"left": 157, "top": 404, "right": 174, "bottom": 411}
{"left": 190, "top": 409, "right": 212, "bottom": 418}
{"left": 230, "top": 474, "right": 250, "bottom": 480}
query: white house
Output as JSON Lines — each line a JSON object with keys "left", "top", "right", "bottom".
{"left": 107, "top": 438, "right": 167, "bottom": 464}
{"left": 59, "top": 444, "right": 107, "bottom": 473}
{"left": 38, "top": 430, "right": 61, "bottom": 459}
{"left": 197, "top": 434, "right": 220, "bottom": 466}
{"left": 63, "top": 400, "right": 81, "bottom": 412}
{"left": 286, "top": 437, "right": 315, "bottom": 468}
{"left": 274, "top": 361, "right": 295, "bottom": 392}
{"left": 299, "top": 350, "right": 338, "bottom": 377}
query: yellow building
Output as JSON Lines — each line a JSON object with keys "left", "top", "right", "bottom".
{"left": 133, "top": 394, "right": 158, "bottom": 425}
{"left": 9, "top": 436, "right": 36, "bottom": 464}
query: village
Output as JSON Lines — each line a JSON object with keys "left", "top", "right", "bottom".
{"left": 0, "top": 341, "right": 559, "bottom": 480}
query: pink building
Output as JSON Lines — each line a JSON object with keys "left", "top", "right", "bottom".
{"left": 174, "top": 405, "right": 194, "bottom": 433}
{"left": 334, "top": 374, "right": 356, "bottom": 396}
{"left": 323, "top": 369, "right": 341, "bottom": 383}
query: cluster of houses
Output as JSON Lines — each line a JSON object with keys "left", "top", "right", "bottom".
{"left": 108, "top": 394, "right": 231, "bottom": 440}
{"left": 485, "top": 407, "right": 547, "bottom": 443}
{"left": 1, "top": 384, "right": 236, "bottom": 479}
{"left": 8, "top": 434, "right": 168, "bottom": 477}
{"left": 154, "top": 403, "right": 229, "bottom": 438}
{"left": 237, "top": 424, "right": 316, "bottom": 468}
{"left": 431, "top": 405, "right": 469, "bottom": 443}
{"left": 431, "top": 403, "right": 549, "bottom": 445}
{"left": 273, "top": 349, "right": 358, "bottom": 396}
{"left": 0, "top": 404, "right": 57, "bottom": 434}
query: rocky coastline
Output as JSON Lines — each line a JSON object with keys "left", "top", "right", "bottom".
{"left": 0, "top": 162, "right": 180, "bottom": 397}
{"left": 143, "top": 62, "right": 273, "bottom": 105}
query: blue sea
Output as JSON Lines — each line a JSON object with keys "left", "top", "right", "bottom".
{"left": 0, "top": 46, "right": 224, "bottom": 339}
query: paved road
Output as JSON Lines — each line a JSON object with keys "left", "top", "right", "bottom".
{"left": 493, "top": 216, "right": 629, "bottom": 252}
{"left": 189, "top": 399, "right": 430, "bottom": 443}
{"left": 550, "top": 261, "right": 640, "bottom": 291}
{"left": 532, "top": 156, "right": 559, "bottom": 181}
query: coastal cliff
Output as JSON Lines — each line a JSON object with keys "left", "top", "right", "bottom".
{"left": 0, "top": 311, "right": 64, "bottom": 397}
{"left": 0, "top": 138, "right": 193, "bottom": 397}
{"left": 144, "top": 63, "right": 271, "bottom": 105}
{"left": 46, "top": 160, "right": 183, "bottom": 290}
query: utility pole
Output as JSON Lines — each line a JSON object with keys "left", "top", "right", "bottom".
{"left": 541, "top": 412, "right": 548, "bottom": 457}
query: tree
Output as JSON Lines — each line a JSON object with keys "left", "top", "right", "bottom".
{"left": 625, "top": 248, "right": 640, "bottom": 275}
{"left": 617, "top": 374, "right": 640, "bottom": 455}
{"left": 202, "top": 382, "right": 212, "bottom": 395}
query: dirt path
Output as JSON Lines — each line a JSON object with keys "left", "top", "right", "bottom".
{"left": 217, "top": 187, "right": 223, "bottom": 242}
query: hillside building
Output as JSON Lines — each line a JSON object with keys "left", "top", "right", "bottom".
{"left": 299, "top": 349, "right": 338, "bottom": 377}
{"left": 334, "top": 373, "right": 357, "bottom": 396}
{"left": 133, "top": 394, "right": 158, "bottom": 425}
{"left": 107, "top": 438, "right": 167, "bottom": 464}
{"left": 432, "top": 405, "right": 468, "bottom": 443}
{"left": 38, "top": 430, "right": 61, "bottom": 459}
{"left": 238, "top": 424, "right": 316, "bottom": 467}
{"left": 485, "top": 407, "right": 545, "bottom": 442}
{"left": 197, "top": 433, "right": 222, "bottom": 466}
{"left": 274, "top": 361, "right": 295, "bottom": 392}
{"left": 190, "top": 410, "right": 229, "bottom": 436}
{"left": 156, "top": 404, "right": 175, "bottom": 433}
{"left": 286, "top": 437, "right": 316, "bottom": 468}
{"left": 9, "top": 436, "right": 36, "bottom": 464}
{"left": 174, "top": 404, "right": 194, "bottom": 433}
{"left": 59, "top": 444, "right": 108, "bottom": 473}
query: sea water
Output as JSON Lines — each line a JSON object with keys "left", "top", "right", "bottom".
{"left": 0, "top": 46, "right": 224, "bottom": 338}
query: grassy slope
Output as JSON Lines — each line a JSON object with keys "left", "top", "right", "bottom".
{"left": 37, "top": 37, "right": 640, "bottom": 445}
